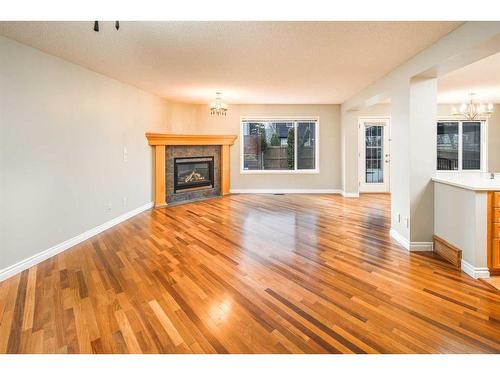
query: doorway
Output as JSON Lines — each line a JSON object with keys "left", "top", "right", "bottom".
{"left": 359, "top": 117, "right": 391, "bottom": 193}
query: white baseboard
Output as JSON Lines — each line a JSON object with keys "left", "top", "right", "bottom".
{"left": 461, "top": 259, "right": 490, "bottom": 279}
{"left": 341, "top": 191, "right": 360, "bottom": 198}
{"left": 230, "top": 189, "right": 342, "bottom": 194}
{"left": 228, "top": 189, "right": 364, "bottom": 199}
{"left": 0, "top": 202, "right": 154, "bottom": 283}
{"left": 390, "top": 228, "right": 410, "bottom": 250}
{"left": 390, "top": 228, "right": 433, "bottom": 252}
{"left": 409, "top": 242, "right": 434, "bottom": 251}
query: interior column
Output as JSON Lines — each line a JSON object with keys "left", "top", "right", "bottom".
{"left": 408, "top": 77, "right": 438, "bottom": 245}
{"left": 390, "top": 77, "right": 437, "bottom": 249}
{"left": 340, "top": 108, "right": 360, "bottom": 196}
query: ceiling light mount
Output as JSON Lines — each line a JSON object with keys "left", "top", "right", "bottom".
{"left": 451, "top": 93, "right": 494, "bottom": 120}
{"left": 210, "top": 92, "right": 228, "bottom": 116}
{"left": 93, "top": 21, "right": 120, "bottom": 32}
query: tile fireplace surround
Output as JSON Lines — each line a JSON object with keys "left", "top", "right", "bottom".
{"left": 145, "top": 133, "right": 237, "bottom": 207}
{"left": 167, "top": 146, "right": 220, "bottom": 204}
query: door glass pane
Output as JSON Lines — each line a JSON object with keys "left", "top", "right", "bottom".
{"left": 297, "top": 122, "right": 316, "bottom": 170}
{"left": 437, "top": 122, "right": 459, "bottom": 170}
{"left": 462, "top": 122, "right": 481, "bottom": 170}
{"left": 365, "top": 125, "right": 384, "bottom": 183}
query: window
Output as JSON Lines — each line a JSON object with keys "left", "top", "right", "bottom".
{"left": 241, "top": 118, "right": 318, "bottom": 172}
{"left": 437, "top": 122, "right": 459, "bottom": 170}
{"left": 436, "top": 120, "right": 486, "bottom": 171}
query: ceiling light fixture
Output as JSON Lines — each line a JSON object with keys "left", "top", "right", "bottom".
{"left": 451, "top": 93, "right": 494, "bottom": 120}
{"left": 93, "top": 21, "right": 120, "bottom": 32}
{"left": 210, "top": 92, "right": 228, "bottom": 116}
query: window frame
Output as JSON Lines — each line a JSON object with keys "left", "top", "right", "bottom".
{"left": 436, "top": 117, "right": 488, "bottom": 173}
{"left": 240, "top": 116, "right": 320, "bottom": 174}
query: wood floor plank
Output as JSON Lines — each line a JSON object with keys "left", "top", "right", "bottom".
{"left": 0, "top": 194, "right": 499, "bottom": 353}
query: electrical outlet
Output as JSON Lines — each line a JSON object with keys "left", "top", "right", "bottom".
{"left": 123, "top": 146, "right": 128, "bottom": 162}
{"left": 106, "top": 203, "right": 112, "bottom": 212}
{"left": 122, "top": 197, "right": 127, "bottom": 207}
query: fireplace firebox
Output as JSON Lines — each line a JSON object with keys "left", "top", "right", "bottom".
{"left": 174, "top": 156, "right": 214, "bottom": 193}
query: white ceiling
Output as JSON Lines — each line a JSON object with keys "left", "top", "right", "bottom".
{"left": 0, "top": 21, "right": 463, "bottom": 104}
{"left": 438, "top": 52, "right": 500, "bottom": 104}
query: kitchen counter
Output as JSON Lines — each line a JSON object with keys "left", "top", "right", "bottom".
{"left": 432, "top": 173, "right": 500, "bottom": 191}
{"left": 433, "top": 173, "right": 499, "bottom": 279}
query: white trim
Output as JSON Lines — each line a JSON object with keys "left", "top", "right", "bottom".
{"left": 341, "top": 191, "right": 360, "bottom": 198}
{"left": 229, "top": 189, "right": 363, "bottom": 197}
{"left": 390, "top": 228, "right": 434, "bottom": 251}
{"left": 240, "top": 116, "right": 320, "bottom": 121}
{"left": 240, "top": 116, "right": 320, "bottom": 174}
{"left": 409, "top": 242, "right": 434, "bottom": 251}
{"left": 358, "top": 116, "right": 392, "bottom": 119}
{"left": 436, "top": 118, "right": 488, "bottom": 172}
{"left": 0, "top": 202, "right": 154, "bottom": 283}
{"left": 240, "top": 169, "right": 319, "bottom": 175}
{"left": 390, "top": 228, "right": 410, "bottom": 250}
{"left": 230, "top": 189, "right": 341, "bottom": 194}
{"left": 358, "top": 117, "right": 391, "bottom": 193}
{"left": 460, "top": 259, "right": 490, "bottom": 279}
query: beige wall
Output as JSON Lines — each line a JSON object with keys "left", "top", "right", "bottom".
{"left": 184, "top": 104, "right": 341, "bottom": 191}
{"left": 488, "top": 107, "right": 500, "bottom": 172}
{"left": 0, "top": 36, "right": 170, "bottom": 273}
{"left": 165, "top": 102, "right": 199, "bottom": 134}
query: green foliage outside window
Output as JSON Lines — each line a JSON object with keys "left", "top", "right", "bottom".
{"left": 287, "top": 128, "right": 295, "bottom": 169}
{"left": 270, "top": 133, "right": 280, "bottom": 146}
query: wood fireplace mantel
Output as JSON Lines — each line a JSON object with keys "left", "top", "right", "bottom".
{"left": 146, "top": 133, "right": 237, "bottom": 207}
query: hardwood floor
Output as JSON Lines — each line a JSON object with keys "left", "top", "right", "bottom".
{"left": 1, "top": 194, "right": 499, "bottom": 353}
{"left": 486, "top": 277, "right": 500, "bottom": 291}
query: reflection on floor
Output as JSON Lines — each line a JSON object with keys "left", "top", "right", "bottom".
{"left": 485, "top": 276, "right": 500, "bottom": 291}
{"left": 0, "top": 194, "right": 499, "bottom": 353}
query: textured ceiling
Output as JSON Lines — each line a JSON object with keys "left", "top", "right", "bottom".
{"left": 0, "top": 21, "right": 463, "bottom": 104}
{"left": 438, "top": 51, "right": 500, "bottom": 104}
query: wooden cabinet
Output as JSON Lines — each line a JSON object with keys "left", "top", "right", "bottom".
{"left": 493, "top": 239, "right": 500, "bottom": 270}
{"left": 488, "top": 192, "right": 500, "bottom": 274}
{"left": 493, "top": 192, "right": 500, "bottom": 207}
{"left": 494, "top": 208, "right": 500, "bottom": 223}
{"left": 494, "top": 223, "right": 500, "bottom": 238}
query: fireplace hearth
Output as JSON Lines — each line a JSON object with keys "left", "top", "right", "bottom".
{"left": 174, "top": 156, "right": 214, "bottom": 193}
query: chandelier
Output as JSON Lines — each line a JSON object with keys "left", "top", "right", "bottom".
{"left": 210, "top": 92, "right": 228, "bottom": 116}
{"left": 451, "top": 93, "right": 494, "bottom": 120}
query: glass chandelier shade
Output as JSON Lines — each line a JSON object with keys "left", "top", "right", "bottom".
{"left": 451, "top": 93, "right": 494, "bottom": 120}
{"left": 210, "top": 92, "right": 228, "bottom": 116}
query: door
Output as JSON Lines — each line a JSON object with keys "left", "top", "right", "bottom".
{"left": 359, "top": 118, "right": 390, "bottom": 193}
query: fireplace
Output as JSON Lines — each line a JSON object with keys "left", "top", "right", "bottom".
{"left": 174, "top": 156, "right": 214, "bottom": 193}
